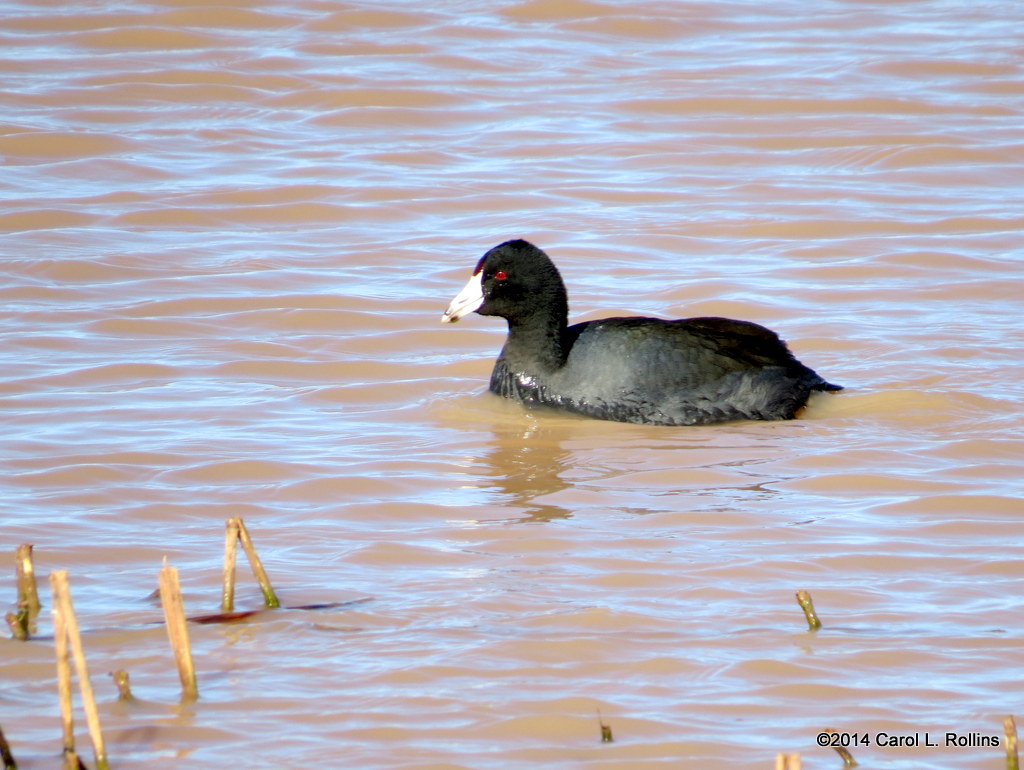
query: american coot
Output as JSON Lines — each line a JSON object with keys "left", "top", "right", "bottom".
{"left": 442, "top": 239, "right": 841, "bottom": 426}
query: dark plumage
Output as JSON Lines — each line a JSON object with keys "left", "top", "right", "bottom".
{"left": 442, "top": 239, "right": 841, "bottom": 426}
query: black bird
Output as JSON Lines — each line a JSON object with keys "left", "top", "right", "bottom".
{"left": 442, "top": 239, "right": 841, "bottom": 426}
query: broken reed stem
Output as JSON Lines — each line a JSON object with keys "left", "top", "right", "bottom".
{"left": 159, "top": 563, "right": 198, "bottom": 702}
{"left": 221, "top": 518, "right": 240, "bottom": 612}
{"left": 0, "top": 722, "right": 18, "bottom": 770}
{"left": 821, "top": 729, "right": 857, "bottom": 768}
{"left": 775, "top": 752, "right": 801, "bottom": 770}
{"left": 834, "top": 744, "right": 857, "bottom": 768}
{"left": 839, "top": 745, "right": 856, "bottom": 770}
{"left": 795, "top": 590, "right": 822, "bottom": 631}
{"left": 111, "top": 670, "right": 134, "bottom": 702}
{"left": 7, "top": 544, "right": 41, "bottom": 640}
{"left": 1006, "top": 716, "right": 1019, "bottom": 770}
{"left": 5, "top": 609, "right": 29, "bottom": 641}
{"left": 231, "top": 517, "right": 280, "bottom": 609}
{"left": 16, "top": 544, "right": 42, "bottom": 617}
{"left": 596, "top": 710, "right": 613, "bottom": 743}
{"left": 49, "top": 571, "right": 109, "bottom": 770}
{"left": 52, "top": 594, "right": 76, "bottom": 762}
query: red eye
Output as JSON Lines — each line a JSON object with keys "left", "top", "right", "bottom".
{"left": 494, "top": 270, "right": 508, "bottom": 281}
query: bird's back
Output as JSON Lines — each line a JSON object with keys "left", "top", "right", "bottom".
{"left": 493, "top": 315, "right": 839, "bottom": 426}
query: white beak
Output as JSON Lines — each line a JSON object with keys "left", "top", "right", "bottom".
{"left": 441, "top": 271, "right": 484, "bottom": 323}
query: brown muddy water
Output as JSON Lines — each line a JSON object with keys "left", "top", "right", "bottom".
{"left": 2, "top": 1, "right": 1023, "bottom": 768}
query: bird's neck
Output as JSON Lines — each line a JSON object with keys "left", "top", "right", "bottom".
{"left": 503, "top": 312, "right": 568, "bottom": 374}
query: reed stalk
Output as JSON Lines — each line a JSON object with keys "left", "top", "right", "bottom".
{"left": 596, "top": 710, "right": 613, "bottom": 743}
{"left": 49, "top": 571, "right": 109, "bottom": 770}
{"left": 795, "top": 590, "right": 822, "bottom": 631}
{"left": 52, "top": 594, "right": 76, "bottom": 765}
{"left": 221, "top": 518, "right": 240, "bottom": 612}
{"left": 835, "top": 743, "right": 858, "bottom": 768}
{"left": 7, "top": 545, "right": 41, "bottom": 640}
{"left": 821, "top": 729, "right": 857, "bottom": 767}
{"left": 233, "top": 517, "right": 280, "bottom": 609}
{"left": 1006, "top": 716, "right": 1019, "bottom": 770}
{"left": 223, "top": 517, "right": 280, "bottom": 609}
{"left": 5, "top": 609, "right": 28, "bottom": 641}
{"left": 0, "top": 722, "right": 18, "bottom": 770}
{"left": 159, "top": 564, "right": 199, "bottom": 702}
{"left": 775, "top": 753, "right": 801, "bottom": 770}
{"left": 15, "top": 545, "right": 41, "bottom": 618}
{"left": 110, "top": 670, "right": 134, "bottom": 702}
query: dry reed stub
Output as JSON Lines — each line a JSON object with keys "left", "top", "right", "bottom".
{"left": 835, "top": 743, "right": 857, "bottom": 768}
{"left": 234, "top": 517, "right": 280, "bottom": 609}
{"left": 7, "top": 544, "right": 41, "bottom": 640}
{"left": 49, "top": 571, "right": 109, "bottom": 770}
{"left": 221, "top": 517, "right": 240, "bottom": 612}
{"left": 158, "top": 563, "right": 198, "bottom": 702}
{"left": 5, "top": 609, "right": 29, "bottom": 641}
{"left": 15, "top": 545, "right": 41, "bottom": 618}
{"left": 820, "top": 729, "right": 857, "bottom": 768}
{"left": 0, "top": 722, "right": 17, "bottom": 770}
{"left": 794, "top": 589, "right": 822, "bottom": 631}
{"left": 52, "top": 594, "right": 76, "bottom": 763}
{"left": 775, "top": 752, "right": 801, "bottom": 770}
{"left": 222, "top": 517, "right": 280, "bottom": 611}
{"left": 110, "top": 670, "right": 134, "bottom": 702}
{"left": 1006, "top": 716, "right": 1019, "bottom": 770}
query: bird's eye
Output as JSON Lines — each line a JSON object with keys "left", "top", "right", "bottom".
{"left": 493, "top": 270, "right": 508, "bottom": 281}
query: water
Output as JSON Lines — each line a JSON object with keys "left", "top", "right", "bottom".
{"left": 2, "top": 1, "right": 1023, "bottom": 768}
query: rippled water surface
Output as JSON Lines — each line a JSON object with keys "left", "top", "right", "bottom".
{"left": 2, "top": 1, "right": 1023, "bottom": 767}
